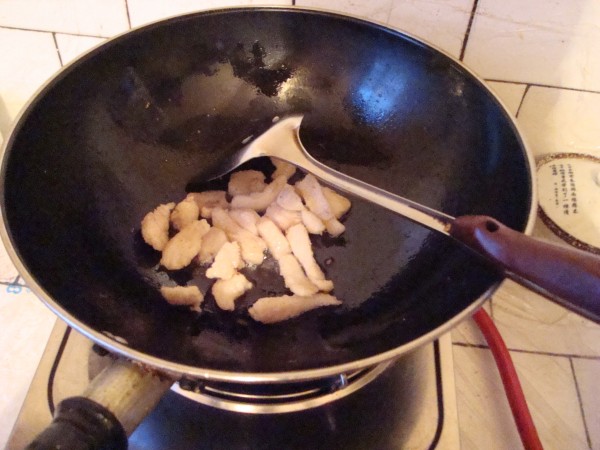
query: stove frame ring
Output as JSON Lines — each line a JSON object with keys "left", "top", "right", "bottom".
{"left": 172, "top": 361, "right": 393, "bottom": 414}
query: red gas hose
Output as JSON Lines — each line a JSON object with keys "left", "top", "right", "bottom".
{"left": 472, "top": 308, "right": 544, "bottom": 450}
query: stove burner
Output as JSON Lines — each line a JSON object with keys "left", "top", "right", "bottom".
{"left": 8, "top": 322, "right": 459, "bottom": 449}
{"left": 173, "top": 362, "right": 392, "bottom": 414}
{"left": 89, "top": 343, "right": 391, "bottom": 413}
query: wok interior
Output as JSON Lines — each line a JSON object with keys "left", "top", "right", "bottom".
{"left": 2, "top": 9, "right": 531, "bottom": 375}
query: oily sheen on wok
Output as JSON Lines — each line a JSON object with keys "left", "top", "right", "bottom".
{"left": 1, "top": 8, "right": 532, "bottom": 378}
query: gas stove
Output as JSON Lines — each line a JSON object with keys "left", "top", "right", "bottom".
{"left": 7, "top": 320, "right": 460, "bottom": 449}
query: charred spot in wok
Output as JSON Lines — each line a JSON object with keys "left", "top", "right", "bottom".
{"left": 228, "top": 41, "right": 293, "bottom": 97}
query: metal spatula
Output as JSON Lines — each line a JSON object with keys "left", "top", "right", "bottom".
{"left": 200, "top": 115, "right": 600, "bottom": 322}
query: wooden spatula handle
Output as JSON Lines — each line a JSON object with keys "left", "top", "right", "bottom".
{"left": 450, "top": 215, "right": 600, "bottom": 323}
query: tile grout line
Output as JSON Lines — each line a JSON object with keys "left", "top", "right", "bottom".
{"left": 0, "top": 280, "right": 24, "bottom": 288}
{"left": 459, "top": 0, "right": 479, "bottom": 61}
{"left": 384, "top": 1, "right": 394, "bottom": 24}
{"left": 452, "top": 341, "right": 600, "bottom": 361}
{"left": 0, "top": 24, "right": 106, "bottom": 39}
{"left": 124, "top": 0, "right": 132, "bottom": 29}
{"left": 485, "top": 78, "right": 600, "bottom": 95}
{"left": 484, "top": 79, "right": 528, "bottom": 86}
{"left": 51, "top": 32, "right": 64, "bottom": 67}
{"left": 515, "top": 84, "right": 531, "bottom": 118}
{"left": 569, "top": 357, "right": 593, "bottom": 449}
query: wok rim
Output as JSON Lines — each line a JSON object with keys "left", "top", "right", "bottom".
{"left": 0, "top": 5, "right": 538, "bottom": 383}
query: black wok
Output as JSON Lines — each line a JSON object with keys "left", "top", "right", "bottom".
{"left": 2, "top": 6, "right": 537, "bottom": 446}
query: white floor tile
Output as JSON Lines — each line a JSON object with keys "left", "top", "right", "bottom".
{"left": 0, "top": 0, "right": 129, "bottom": 37}
{"left": 492, "top": 278, "right": 600, "bottom": 357}
{"left": 572, "top": 358, "right": 600, "bottom": 449}
{"left": 454, "top": 346, "right": 589, "bottom": 449}
{"left": 453, "top": 345, "right": 520, "bottom": 449}
{"left": 127, "top": 0, "right": 291, "bottom": 28}
{"left": 54, "top": 33, "right": 106, "bottom": 65}
{"left": 0, "top": 242, "right": 18, "bottom": 284}
{"left": 517, "top": 86, "right": 600, "bottom": 159}
{"left": 0, "top": 289, "right": 55, "bottom": 450}
{"left": 485, "top": 81, "right": 527, "bottom": 117}
{"left": 0, "top": 84, "right": 10, "bottom": 140}
{"left": 387, "top": 0, "right": 473, "bottom": 58}
{"left": 295, "top": 0, "right": 393, "bottom": 23}
{"left": 512, "top": 351, "right": 589, "bottom": 449}
{"left": 0, "top": 28, "right": 61, "bottom": 124}
{"left": 463, "top": 0, "right": 600, "bottom": 91}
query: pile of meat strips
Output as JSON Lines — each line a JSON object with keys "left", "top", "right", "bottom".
{"left": 140, "top": 159, "right": 351, "bottom": 324}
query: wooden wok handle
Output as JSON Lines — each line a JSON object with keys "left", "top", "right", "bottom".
{"left": 26, "top": 358, "right": 173, "bottom": 449}
{"left": 450, "top": 215, "right": 600, "bottom": 323}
